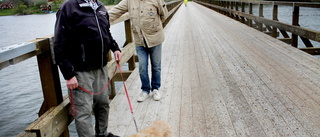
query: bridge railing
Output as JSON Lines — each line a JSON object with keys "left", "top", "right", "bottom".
{"left": 0, "top": 1, "right": 183, "bottom": 137}
{"left": 194, "top": 0, "right": 320, "bottom": 55}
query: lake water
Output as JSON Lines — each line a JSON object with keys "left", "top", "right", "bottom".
{"left": 0, "top": 4, "right": 319, "bottom": 137}
{"left": 0, "top": 13, "right": 125, "bottom": 137}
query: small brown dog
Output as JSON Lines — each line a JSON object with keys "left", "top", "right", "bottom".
{"left": 128, "top": 120, "right": 173, "bottom": 137}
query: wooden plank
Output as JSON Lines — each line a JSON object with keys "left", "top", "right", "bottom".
{"left": 188, "top": 6, "right": 208, "bottom": 137}
{"left": 211, "top": 23, "right": 294, "bottom": 136}
{"left": 179, "top": 16, "right": 195, "bottom": 137}
{"left": 195, "top": 2, "right": 320, "bottom": 136}
{"left": 156, "top": 7, "right": 183, "bottom": 136}
{"left": 196, "top": 5, "right": 261, "bottom": 137}
{"left": 217, "top": 12, "right": 320, "bottom": 136}
{"left": 167, "top": 8, "right": 184, "bottom": 136}
{"left": 16, "top": 132, "right": 37, "bottom": 137}
{"left": 25, "top": 96, "right": 72, "bottom": 137}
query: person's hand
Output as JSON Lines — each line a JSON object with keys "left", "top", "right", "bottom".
{"left": 66, "top": 76, "right": 78, "bottom": 90}
{"left": 114, "top": 50, "right": 122, "bottom": 62}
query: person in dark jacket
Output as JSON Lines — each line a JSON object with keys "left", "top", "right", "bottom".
{"left": 54, "top": 0, "right": 121, "bottom": 136}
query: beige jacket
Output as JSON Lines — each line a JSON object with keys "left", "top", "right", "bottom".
{"left": 108, "top": 0, "right": 168, "bottom": 47}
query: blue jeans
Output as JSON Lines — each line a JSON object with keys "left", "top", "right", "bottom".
{"left": 136, "top": 44, "right": 162, "bottom": 93}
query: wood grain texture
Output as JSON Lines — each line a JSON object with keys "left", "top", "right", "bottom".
{"left": 107, "top": 2, "right": 320, "bottom": 137}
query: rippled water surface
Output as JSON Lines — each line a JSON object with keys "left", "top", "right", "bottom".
{"left": 0, "top": 13, "right": 125, "bottom": 137}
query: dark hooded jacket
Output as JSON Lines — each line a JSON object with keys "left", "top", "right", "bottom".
{"left": 54, "top": 0, "right": 120, "bottom": 80}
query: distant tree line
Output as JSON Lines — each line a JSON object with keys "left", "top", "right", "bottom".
{"left": 0, "top": 0, "right": 176, "bottom": 16}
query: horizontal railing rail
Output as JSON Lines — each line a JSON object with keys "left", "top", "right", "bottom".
{"left": 194, "top": 0, "right": 320, "bottom": 55}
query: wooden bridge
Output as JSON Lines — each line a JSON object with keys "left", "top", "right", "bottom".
{"left": 108, "top": 2, "right": 320, "bottom": 137}
{"left": 1, "top": 0, "right": 318, "bottom": 137}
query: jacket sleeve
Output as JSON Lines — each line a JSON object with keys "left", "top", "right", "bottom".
{"left": 108, "top": 0, "right": 129, "bottom": 22}
{"left": 158, "top": 0, "right": 168, "bottom": 22}
{"left": 105, "top": 10, "right": 121, "bottom": 52}
{"left": 54, "top": 9, "right": 76, "bottom": 80}
{"left": 107, "top": 26, "right": 121, "bottom": 52}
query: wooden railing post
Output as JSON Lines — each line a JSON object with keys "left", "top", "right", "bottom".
{"left": 37, "top": 38, "right": 63, "bottom": 116}
{"left": 258, "top": 3, "right": 264, "bottom": 31}
{"left": 241, "top": 2, "right": 245, "bottom": 23}
{"left": 292, "top": 4, "right": 299, "bottom": 48}
{"left": 124, "top": 19, "right": 136, "bottom": 71}
{"left": 124, "top": 20, "right": 133, "bottom": 47}
{"left": 272, "top": 3, "right": 278, "bottom": 38}
{"left": 249, "top": 3, "right": 253, "bottom": 27}
{"left": 36, "top": 38, "right": 70, "bottom": 137}
{"left": 226, "top": 1, "right": 230, "bottom": 16}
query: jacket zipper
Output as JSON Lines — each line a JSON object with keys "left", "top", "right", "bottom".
{"left": 93, "top": 7, "right": 104, "bottom": 68}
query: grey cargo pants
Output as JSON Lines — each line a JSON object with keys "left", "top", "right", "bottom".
{"left": 69, "top": 66, "right": 110, "bottom": 137}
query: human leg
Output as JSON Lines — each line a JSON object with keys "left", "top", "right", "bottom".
{"left": 93, "top": 66, "right": 110, "bottom": 136}
{"left": 150, "top": 44, "right": 162, "bottom": 91}
{"left": 71, "top": 71, "right": 95, "bottom": 137}
{"left": 136, "top": 46, "right": 151, "bottom": 93}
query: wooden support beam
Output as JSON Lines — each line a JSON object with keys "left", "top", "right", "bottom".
{"left": 24, "top": 97, "right": 72, "bottom": 137}
{"left": 278, "top": 38, "right": 292, "bottom": 44}
{"left": 128, "top": 55, "right": 136, "bottom": 71}
{"left": 299, "top": 47, "right": 320, "bottom": 55}
{"left": 113, "top": 71, "right": 133, "bottom": 81}
{"left": 300, "top": 35, "right": 314, "bottom": 47}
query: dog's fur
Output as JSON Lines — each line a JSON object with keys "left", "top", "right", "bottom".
{"left": 128, "top": 120, "right": 173, "bottom": 137}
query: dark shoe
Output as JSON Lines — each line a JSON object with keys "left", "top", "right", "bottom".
{"left": 107, "top": 133, "right": 120, "bottom": 137}
{"left": 95, "top": 133, "right": 119, "bottom": 137}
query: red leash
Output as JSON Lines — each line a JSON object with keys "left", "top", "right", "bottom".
{"left": 68, "top": 62, "right": 139, "bottom": 131}
{"left": 118, "top": 63, "right": 139, "bottom": 132}
{"left": 69, "top": 62, "right": 136, "bottom": 121}
{"left": 69, "top": 63, "right": 118, "bottom": 116}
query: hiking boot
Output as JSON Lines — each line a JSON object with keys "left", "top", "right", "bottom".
{"left": 153, "top": 89, "right": 161, "bottom": 101}
{"left": 137, "top": 91, "right": 149, "bottom": 102}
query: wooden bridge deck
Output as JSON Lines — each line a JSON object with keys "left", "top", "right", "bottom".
{"left": 108, "top": 2, "right": 320, "bottom": 137}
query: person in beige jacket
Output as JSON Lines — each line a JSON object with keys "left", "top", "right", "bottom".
{"left": 109, "top": 0, "right": 168, "bottom": 102}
